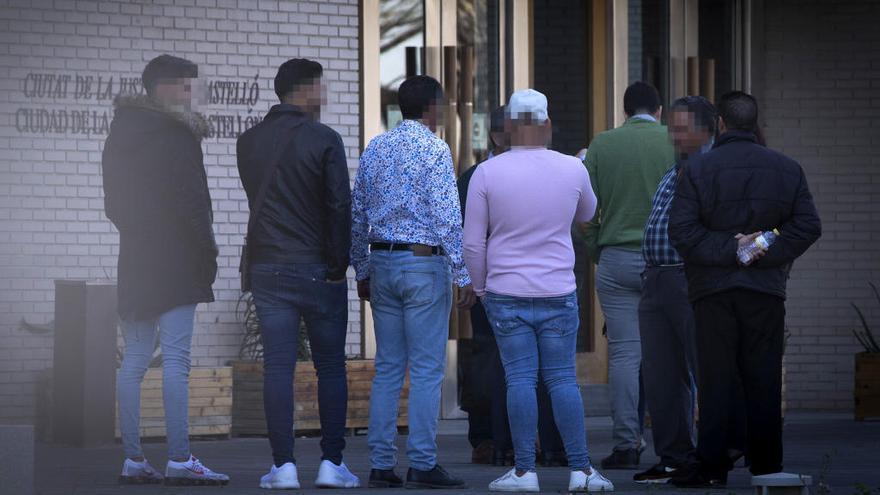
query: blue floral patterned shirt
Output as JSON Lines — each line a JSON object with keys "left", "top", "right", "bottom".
{"left": 351, "top": 120, "right": 471, "bottom": 287}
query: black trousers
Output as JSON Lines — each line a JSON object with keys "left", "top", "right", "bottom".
{"left": 692, "top": 289, "right": 785, "bottom": 478}
{"left": 638, "top": 266, "right": 697, "bottom": 468}
{"left": 465, "top": 300, "right": 512, "bottom": 450}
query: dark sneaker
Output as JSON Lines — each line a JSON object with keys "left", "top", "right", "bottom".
{"left": 600, "top": 449, "right": 640, "bottom": 470}
{"left": 405, "top": 464, "right": 467, "bottom": 489}
{"left": 633, "top": 464, "right": 682, "bottom": 484}
{"left": 670, "top": 470, "right": 727, "bottom": 488}
{"left": 368, "top": 469, "right": 404, "bottom": 488}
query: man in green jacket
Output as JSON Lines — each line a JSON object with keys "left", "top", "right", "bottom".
{"left": 583, "top": 81, "right": 674, "bottom": 469}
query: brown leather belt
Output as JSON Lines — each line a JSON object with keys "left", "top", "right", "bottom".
{"left": 370, "top": 242, "right": 444, "bottom": 257}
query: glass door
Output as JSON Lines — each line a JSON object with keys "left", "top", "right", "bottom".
{"left": 366, "top": 0, "right": 506, "bottom": 419}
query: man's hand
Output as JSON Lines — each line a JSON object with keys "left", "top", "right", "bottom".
{"left": 457, "top": 284, "right": 477, "bottom": 310}
{"left": 357, "top": 279, "right": 371, "bottom": 301}
{"left": 736, "top": 232, "right": 767, "bottom": 266}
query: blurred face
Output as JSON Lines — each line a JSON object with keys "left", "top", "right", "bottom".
{"left": 153, "top": 78, "right": 193, "bottom": 111}
{"left": 423, "top": 96, "right": 446, "bottom": 131}
{"left": 669, "top": 109, "right": 712, "bottom": 158}
{"left": 302, "top": 78, "right": 326, "bottom": 114}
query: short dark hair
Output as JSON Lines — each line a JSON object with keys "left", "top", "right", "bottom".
{"left": 718, "top": 91, "right": 759, "bottom": 132}
{"left": 274, "top": 58, "right": 323, "bottom": 100}
{"left": 623, "top": 81, "right": 661, "bottom": 116}
{"left": 490, "top": 105, "right": 506, "bottom": 134}
{"left": 142, "top": 54, "right": 198, "bottom": 96}
{"left": 671, "top": 95, "right": 717, "bottom": 135}
{"left": 398, "top": 75, "right": 444, "bottom": 120}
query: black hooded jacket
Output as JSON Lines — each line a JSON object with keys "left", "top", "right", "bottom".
{"left": 668, "top": 131, "right": 822, "bottom": 302}
{"left": 102, "top": 95, "right": 217, "bottom": 320}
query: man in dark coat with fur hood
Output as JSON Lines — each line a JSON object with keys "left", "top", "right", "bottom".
{"left": 101, "top": 54, "right": 228, "bottom": 486}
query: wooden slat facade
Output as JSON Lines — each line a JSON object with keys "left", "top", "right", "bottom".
{"left": 232, "top": 359, "right": 409, "bottom": 436}
{"left": 114, "top": 367, "right": 233, "bottom": 438}
{"left": 855, "top": 352, "right": 880, "bottom": 421}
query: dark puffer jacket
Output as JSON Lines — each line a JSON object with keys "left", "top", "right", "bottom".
{"left": 668, "top": 131, "right": 822, "bottom": 302}
{"left": 102, "top": 95, "right": 217, "bottom": 320}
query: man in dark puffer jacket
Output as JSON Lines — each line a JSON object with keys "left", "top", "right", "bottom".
{"left": 668, "top": 91, "right": 821, "bottom": 487}
{"left": 102, "top": 54, "right": 228, "bottom": 486}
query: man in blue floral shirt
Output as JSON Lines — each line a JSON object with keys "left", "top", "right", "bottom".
{"left": 351, "top": 75, "right": 475, "bottom": 490}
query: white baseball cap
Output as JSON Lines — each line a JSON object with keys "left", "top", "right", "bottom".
{"left": 507, "top": 89, "right": 549, "bottom": 123}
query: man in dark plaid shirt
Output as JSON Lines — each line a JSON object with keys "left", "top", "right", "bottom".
{"left": 642, "top": 167, "right": 685, "bottom": 267}
{"left": 634, "top": 96, "right": 718, "bottom": 484}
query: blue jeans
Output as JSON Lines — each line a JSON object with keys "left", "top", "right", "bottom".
{"left": 596, "top": 247, "right": 646, "bottom": 451}
{"left": 117, "top": 304, "right": 197, "bottom": 460}
{"left": 367, "top": 250, "right": 452, "bottom": 471}
{"left": 250, "top": 263, "right": 349, "bottom": 467}
{"left": 482, "top": 292, "right": 590, "bottom": 472}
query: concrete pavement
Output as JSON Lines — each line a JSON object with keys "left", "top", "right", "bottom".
{"left": 29, "top": 413, "right": 880, "bottom": 495}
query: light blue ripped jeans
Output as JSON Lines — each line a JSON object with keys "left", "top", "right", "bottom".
{"left": 482, "top": 291, "right": 590, "bottom": 472}
{"left": 117, "top": 304, "right": 196, "bottom": 461}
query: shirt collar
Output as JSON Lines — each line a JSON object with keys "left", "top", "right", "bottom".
{"left": 631, "top": 113, "right": 658, "bottom": 123}
{"left": 399, "top": 119, "right": 434, "bottom": 135}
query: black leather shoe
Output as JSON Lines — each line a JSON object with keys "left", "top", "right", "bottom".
{"left": 405, "top": 465, "right": 467, "bottom": 489}
{"left": 368, "top": 469, "right": 403, "bottom": 488}
{"left": 600, "top": 448, "right": 641, "bottom": 469}
{"left": 669, "top": 470, "right": 727, "bottom": 488}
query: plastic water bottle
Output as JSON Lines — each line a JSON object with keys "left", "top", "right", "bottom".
{"left": 737, "top": 229, "right": 780, "bottom": 265}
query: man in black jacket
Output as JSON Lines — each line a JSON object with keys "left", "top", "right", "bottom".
{"left": 668, "top": 91, "right": 821, "bottom": 487}
{"left": 236, "top": 59, "right": 357, "bottom": 490}
{"left": 103, "top": 54, "right": 227, "bottom": 485}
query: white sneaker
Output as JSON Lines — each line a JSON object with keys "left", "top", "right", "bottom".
{"left": 489, "top": 469, "right": 540, "bottom": 492}
{"left": 314, "top": 460, "right": 361, "bottom": 488}
{"left": 260, "top": 462, "right": 301, "bottom": 490}
{"left": 119, "top": 458, "right": 164, "bottom": 484}
{"left": 569, "top": 468, "right": 614, "bottom": 492}
{"left": 165, "top": 455, "right": 230, "bottom": 486}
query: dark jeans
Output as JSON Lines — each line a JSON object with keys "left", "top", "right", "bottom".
{"left": 638, "top": 266, "right": 697, "bottom": 468}
{"left": 464, "top": 300, "right": 511, "bottom": 450}
{"left": 250, "top": 263, "right": 349, "bottom": 467}
{"left": 692, "top": 289, "right": 785, "bottom": 478}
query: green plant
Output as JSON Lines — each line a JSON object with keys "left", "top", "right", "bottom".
{"left": 237, "top": 292, "right": 310, "bottom": 362}
{"left": 851, "top": 282, "right": 880, "bottom": 353}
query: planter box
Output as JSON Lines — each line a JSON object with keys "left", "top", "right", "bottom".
{"left": 114, "top": 367, "right": 233, "bottom": 438}
{"left": 855, "top": 352, "right": 880, "bottom": 421}
{"left": 232, "top": 359, "right": 409, "bottom": 436}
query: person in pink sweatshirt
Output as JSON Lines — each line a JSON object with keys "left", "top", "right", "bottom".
{"left": 462, "top": 89, "right": 612, "bottom": 493}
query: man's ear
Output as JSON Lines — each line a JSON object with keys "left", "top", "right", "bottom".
{"left": 717, "top": 116, "right": 728, "bottom": 135}
{"left": 654, "top": 106, "right": 663, "bottom": 121}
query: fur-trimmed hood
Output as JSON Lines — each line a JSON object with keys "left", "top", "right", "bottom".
{"left": 113, "top": 94, "right": 211, "bottom": 140}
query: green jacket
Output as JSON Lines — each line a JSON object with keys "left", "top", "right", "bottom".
{"left": 583, "top": 117, "right": 675, "bottom": 264}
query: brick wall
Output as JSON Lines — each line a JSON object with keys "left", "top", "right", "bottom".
{"left": 756, "top": 0, "right": 880, "bottom": 410}
{"left": 0, "top": 0, "right": 361, "bottom": 423}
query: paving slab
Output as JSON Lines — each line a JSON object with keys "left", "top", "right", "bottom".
{"left": 0, "top": 424, "right": 34, "bottom": 495}
{"left": 28, "top": 414, "right": 880, "bottom": 495}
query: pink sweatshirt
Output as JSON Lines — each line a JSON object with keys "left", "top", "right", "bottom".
{"left": 463, "top": 148, "right": 597, "bottom": 297}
